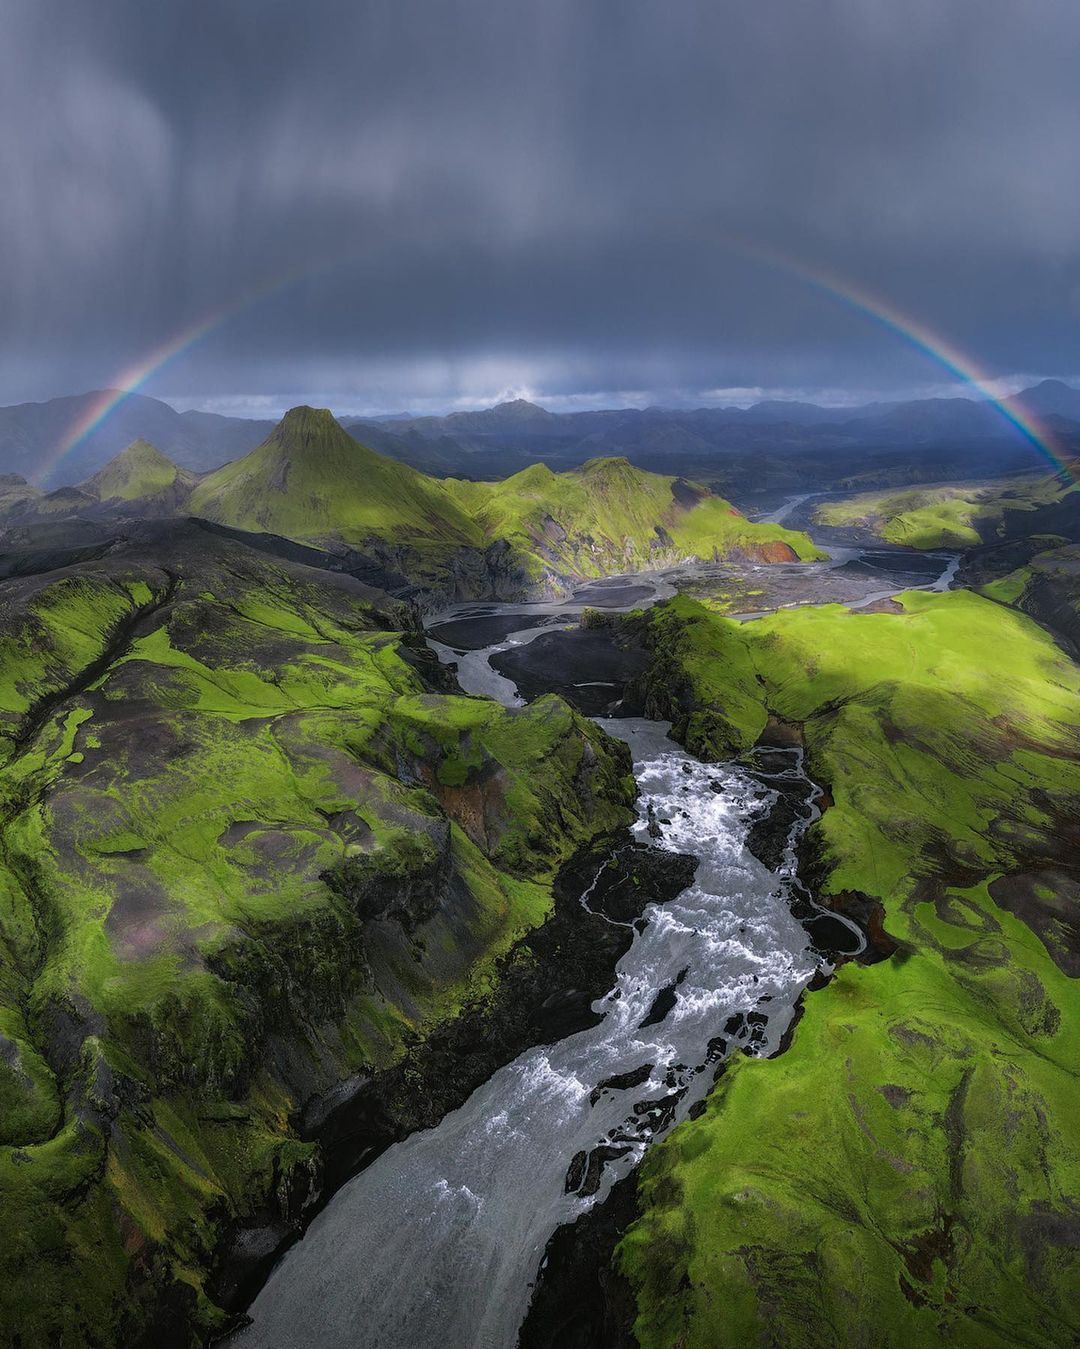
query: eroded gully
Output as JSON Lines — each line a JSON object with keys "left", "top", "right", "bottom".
{"left": 233, "top": 541, "right": 956, "bottom": 1349}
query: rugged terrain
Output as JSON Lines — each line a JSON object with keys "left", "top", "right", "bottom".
{"left": 0, "top": 523, "right": 644, "bottom": 1343}
{"left": 815, "top": 462, "right": 1080, "bottom": 550}
{"left": 1, "top": 418, "right": 1077, "bottom": 1346}
{"left": 544, "top": 584, "right": 1080, "bottom": 1347}
{"left": 0, "top": 407, "right": 819, "bottom": 606}
{"left": 7, "top": 382, "right": 1080, "bottom": 493}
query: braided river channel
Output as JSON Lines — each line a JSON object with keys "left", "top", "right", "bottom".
{"left": 235, "top": 535, "right": 957, "bottom": 1348}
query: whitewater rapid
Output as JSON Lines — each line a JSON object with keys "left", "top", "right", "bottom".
{"left": 234, "top": 546, "right": 952, "bottom": 1348}
{"left": 234, "top": 722, "right": 841, "bottom": 1349}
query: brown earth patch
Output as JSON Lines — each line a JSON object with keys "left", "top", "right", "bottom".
{"left": 988, "top": 869, "right": 1080, "bottom": 977}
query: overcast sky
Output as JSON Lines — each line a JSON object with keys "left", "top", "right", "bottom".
{"left": 3, "top": 0, "right": 1079, "bottom": 416}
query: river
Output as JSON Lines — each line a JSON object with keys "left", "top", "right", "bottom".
{"left": 233, "top": 541, "right": 955, "bottom": 1349}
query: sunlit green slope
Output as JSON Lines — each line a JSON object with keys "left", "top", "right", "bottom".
{"left": 189, "top": 409, "right": 821, "bottom": 584}
{"left": 448, "top": 457, "right": 822, "bottom": 578}
{"left": 0, "top": 529, "right": 634, "bottom": 1343}
{"left": 619, "top": 589, "right": 1080, "bottom": 1348}
{"left": 189, "top": 405, "right": 486, "bottom": 548}
{"left": 817, "top": 466, "right": 1080, "bottom": 549}
{"left": 81, "top": 438, "right": 195, "bottom": 504}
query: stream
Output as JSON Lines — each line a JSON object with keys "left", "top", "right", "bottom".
{"left": 234, "top": 541, "right": 956, "bottom": 1349}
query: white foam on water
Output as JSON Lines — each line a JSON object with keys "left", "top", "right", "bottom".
{"left": 234, "top": 725, "right": 824, "bottom": 1349}
{"left": 233, "top": 559, "right": 905, "bottom": 1349}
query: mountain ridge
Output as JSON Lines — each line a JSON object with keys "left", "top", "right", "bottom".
{"left": 5, "top": 381, "right": 1079, "bottom": 490}
{"left": 187, "top": 407, "right": 821, "bottom": 589}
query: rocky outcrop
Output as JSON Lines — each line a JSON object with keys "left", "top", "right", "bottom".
{"left": 0, "top": 524, "right": 637, "bottom": 1346}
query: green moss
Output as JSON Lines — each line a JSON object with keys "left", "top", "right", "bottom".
{"left": 189, "top": 406, "right": 485, "bottom": 549}
{"left": 83, "top": 440, "right": 189, "bottom": 503}
{"left": 0, "top": 547, "right": 636, "bottom": 1343}
{"left": 454, "top": 455, "right": 822, "bottom": 581}
{"left": 189, "top": 409, "right": 821, "bottom": 584}
{"left": 817, "top": 473, "right": 1076, "bottom": 549}
{"left": 619, "top": 590, "right": 1080, "bottom": 1347}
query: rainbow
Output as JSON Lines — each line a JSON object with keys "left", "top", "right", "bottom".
{"left": 44, "top": 308, "right": 234, "bottom": 481}
{"left": 43, "top": 255, "right": 342, "bottom": 483}
{"left": 728, "top": 238, "right": 1076, "bottom": 483}
{"left": 47, "top": 238, "right": 1076, "bottom": 488}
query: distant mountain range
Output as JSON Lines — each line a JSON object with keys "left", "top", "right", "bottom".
{"left": 3, "top": 379, "right": 1078, "bottom": 493}
{"left": 0, "top": 407, "right": 819, "bottom": 597}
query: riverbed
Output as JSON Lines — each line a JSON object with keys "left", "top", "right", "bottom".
{"left": 233, "top": 540, "right": 955, "bottom": 1348}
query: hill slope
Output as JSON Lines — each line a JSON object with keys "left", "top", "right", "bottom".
{"left": 816, "top": 465, "right": 1080, "bottom": 549}
{"left": 615, "top": 590, "right": 1080, "bottom": 1347}
{"left": 0, "top": 524, "right": 636, "bottom": 1343}
{"left": 190, "top": 409, "right": 820, "bottom": 594}
{"left": 189, "top": 406, "right": 484, "bottom": 549}
{"left": 448, "top": 457, "right": 821, "bottom": 579}
{"left": 80, "top": 439, "right": 197, "bottom": 512}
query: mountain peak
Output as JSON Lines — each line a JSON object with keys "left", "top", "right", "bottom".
{"left": 117, "top": 438, "right": 174, "bottom": 466}
{"left": 492, "top": 398, "right": 548, "bottom": 415}
{"left": 1025, "top": 378, "right": 1074, "bottom": 393}
{"left": 262, "top": 406, "right": 358, "bottom": 466}
{"left": 275, "top": 405, "right": 342, "bottom": 438}
{"left": 189, "top": 406, "right": 486, "bottom": 549}
{"left": 449, "top": 398, "right": 554, "bottom": 425}
{"left": 581, "top": 455, "right": 636, "bottom": 475}
{"left": 279, "top": 404, "right": 337, "bottom": 427}
{"left": 83, "top": 439, "right": 185, "bottom": 502}
{"left": 1011, "top": 379, "right": 1080, "bottom": 420}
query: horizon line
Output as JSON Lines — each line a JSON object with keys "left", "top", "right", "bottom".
{"left": 5, "top": 374, "right": 1079, "bottom": 426}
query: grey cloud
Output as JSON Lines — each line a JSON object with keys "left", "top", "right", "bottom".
{"left": 2, "top": 0, "right": 1079, "bottom": 410}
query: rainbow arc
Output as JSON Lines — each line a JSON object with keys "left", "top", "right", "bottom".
{"left": 46, "top": 241, "right": 1077, "bottom": 487}
{"left": 729, "top": 238, "right": 1075, "bottom": 484}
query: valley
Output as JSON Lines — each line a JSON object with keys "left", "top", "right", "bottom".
{"left": 0, "top": 411, "right": 1075, "bottom": 1348}
{"left": 12, "top": 10, "right": 1080, "bottom": 1348}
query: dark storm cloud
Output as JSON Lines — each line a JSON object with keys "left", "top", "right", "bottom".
{"left": 3, "top": 0, "right": 1079, "bottom": 411}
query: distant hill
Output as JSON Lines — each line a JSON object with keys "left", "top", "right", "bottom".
{"left": 82, "top": 439, "right": 197, "bottom": 511}
{"left": 2, "top": 381, "right": 1079, "bottom": 495}
{"left": 188, "top": 407, "right": 820, "bottom": 592}
{"left": 1008, "top": 378, "right": 1080, "bottom": 420}
{"left": 0, "top": 391, "right": 274, "bottom": 487}
{"left": 0, "top": 439, "right": 201, "bottom": 531}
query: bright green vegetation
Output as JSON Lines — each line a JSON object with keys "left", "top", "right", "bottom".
{"left": 619, "top": 589, "right": 1080, "bottom": 1347}
{"left": 446, "top": 457, "right": 823, "bottom": 580}
{"left": 189, "top": 406, "right": 485, "bottom": 550}
{"left": 816, "top": 470, "right": 1078, "bottom": 549}
{"left": 82, "top": 439, "right": 195, "bottom": 505}
{"left": 189, "top": 408, "right": 820, "bottom": 591}
{"left": 0, "top": 534, "right": 635, "bottom": 1343}
{"left": 982, "top": 543, "right": 1080, "bottom": 652}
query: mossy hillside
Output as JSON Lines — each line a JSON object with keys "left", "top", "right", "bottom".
{"left": 189, "top": 410, "right": 821, "bottom": 595}
{"left": 0, "top": 534, "right": 635, "bottom": 1344}
{"left": 623, "top": 593, "right": 769, "bottom": 757}
{"left": 618, "top": 591, "right": 1080, "bottom": 1348}
{"left": 817, "top": 470, "right": 1079, "bottom": 549}
{"left": 981, "top": 543, "right": 1080, "bottom": 651}
{"left": 189, "top": 406, "right": 486, "bottom": 550}
{"left": 0, "top": 569, "right": 160, "bottom": 752}
{"left": 448, "top": 457, "right": 823, "bottom": 582}
{"left": 81, "top": 439, "right": 196, "bottom": 507}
